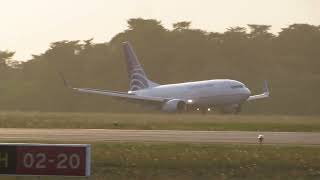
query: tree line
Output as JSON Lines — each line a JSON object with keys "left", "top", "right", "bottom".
{"left": 1, "top": 18, "right": 319, "bottom": 114}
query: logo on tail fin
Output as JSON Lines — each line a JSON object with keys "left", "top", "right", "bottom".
{"left": 123, "top": 42, "right": 159, "bottom": 91}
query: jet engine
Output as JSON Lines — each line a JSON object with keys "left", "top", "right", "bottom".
{"left": 162, "top": 99, "right": 187, "bottom": 112}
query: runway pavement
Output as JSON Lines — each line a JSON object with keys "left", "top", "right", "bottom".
{"left": 0, "top": 128, "right": 320, "bottom": 145}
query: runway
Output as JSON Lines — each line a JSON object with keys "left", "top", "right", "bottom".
{"left": 0, "top": 128, "right": 320, "bottom": 145}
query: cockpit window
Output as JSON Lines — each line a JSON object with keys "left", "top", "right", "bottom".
{"left": 231, "top": 85, "right": 244, "bottom": 89}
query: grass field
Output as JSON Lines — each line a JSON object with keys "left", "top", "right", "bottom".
{"left": 0, "top": 112, "right": 320, "bottom": 179}
{"left": 0, "top": 111, "right": 319, "bottom": 132}
{"left": 1, "top": 143, "right": 320, "bottom": 180}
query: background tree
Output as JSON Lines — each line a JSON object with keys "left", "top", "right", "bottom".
{"left": 0, "top": 19, "right": 319, "bottom": 115}
{"left": 173, "top": 21, "right": 191, "bottom": 31}
{"left": 277, "top": 24, "right": 320, "bottom": 57}
{"left": 247, "top": 24, "right": 274, "bottom": 39}
{"left": 247, "top": 24, "right": 274, "bottom": 61}
{"left": 221, "top": 26, "right": 248, "bottom": 56}
{"left": 0, "top": 50, "right": 15, "bottom": 70}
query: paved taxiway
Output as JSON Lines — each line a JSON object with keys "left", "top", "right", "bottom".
{"left": 0, "top": 128, "right": 320, "bottom": 145}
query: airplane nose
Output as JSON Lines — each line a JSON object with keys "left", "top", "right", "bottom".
{"left": 246, "top": 88, "right": 251, "bottom": 96}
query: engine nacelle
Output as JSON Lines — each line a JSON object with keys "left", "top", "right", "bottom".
{"left": 162, "top": 99, "right": 186, "bottom": 112}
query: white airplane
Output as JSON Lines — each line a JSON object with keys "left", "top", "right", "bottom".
{"left": 63, "top": 42, "right": 269, "bottom": 113}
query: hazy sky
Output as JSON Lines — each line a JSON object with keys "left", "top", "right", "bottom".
{"left": 0, "top": 0, "right": 319, "bottom": 60}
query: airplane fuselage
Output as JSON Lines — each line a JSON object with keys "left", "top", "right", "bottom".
{"left": 134, "top": 79, "right": 251, "bottom": 107}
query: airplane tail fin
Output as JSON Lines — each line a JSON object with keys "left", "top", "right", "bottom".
{"left": 122, "top": 42, "right": 159, "bottom": 91}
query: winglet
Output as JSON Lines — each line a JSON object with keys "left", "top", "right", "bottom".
{"left": 58, "top": 72, "right": 72, "bottom": 88}
{"left": 247, "top": 80, "right": 270, "bottom": 101}
{"left": 263, "top": 80, "right": 270, "bottom": 96}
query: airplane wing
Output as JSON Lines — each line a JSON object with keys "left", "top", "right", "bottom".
{"left": 60, "top": 73, "right": 167, "bottom": 103}
{"left": 247, "top": 80, "right": 270, "bottom": 101}
{"left": 72, "top": 87, "right": 166, "bottom": 102}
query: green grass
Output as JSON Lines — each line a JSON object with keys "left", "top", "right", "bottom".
{"left": 2, "top": 143, "right": 320, "bottom": 179}
{"left": 0, "top": 111, "right": 320, "bottom": 132}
